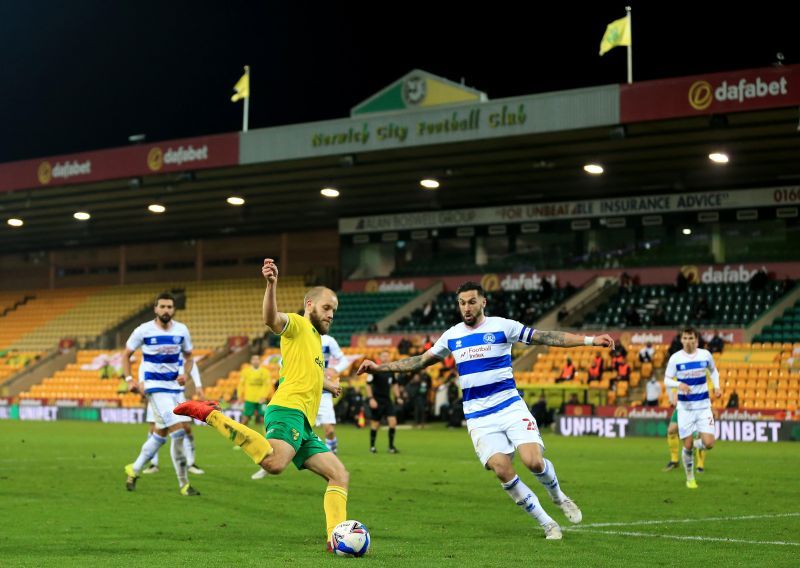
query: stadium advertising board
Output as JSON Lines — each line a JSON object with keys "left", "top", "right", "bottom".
{"left": 557, "top": 415, "right": 799, "bottom": 442}
{"left": 342, "top": 263, "right": 800, "bottom": 292}
{"left": 0, "top": 133, "right": 239, "bottom": 193}
{"left": 621, "top": 64, "right": 800, "bottom": 123}
{"left": 349, "top": 333, "right": 441, "bottom": 348}
{"left": 339, "top": 186, "right": 800, "bottom": 234}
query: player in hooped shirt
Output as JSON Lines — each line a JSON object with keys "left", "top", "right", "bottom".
{"left": 358, "top": 281, "right": 615, "bottom": 540}
{"left": 663, "top": 327, "right": 721, "bottom": 489}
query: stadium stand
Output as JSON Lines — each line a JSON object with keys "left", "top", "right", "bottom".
{"left": 177, "top": 277, "right": 306, "bottom": 349}
{"left": 583, "top": 281, "right": 794, "bottom": 328}
{"left": 715, "top": 343, "right": 800, "bottom": 411}
{"left": 0, "top": 288, "right": 99, "bottom": 350}
{"left": 18, "top": 349, "right": 213, "bottom": 405}
{"left": 754, "top": 299, "right": 800, "bottom": 344}
{"left": 389, "top": 288, "right": 575, "bottom": 334}
{"left": 0, "top": 351, "right": 41, "bottom": 387}
{"left": 331, "top": 291, "right": 418, "bottom": 346}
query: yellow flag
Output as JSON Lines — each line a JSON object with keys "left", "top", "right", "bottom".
{"left": 231, "top": 72, "right": 249, "bottom": 102}
{"left": 599, "top": 16, "right": 631, "bottom": 56}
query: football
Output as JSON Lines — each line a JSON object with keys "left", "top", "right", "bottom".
{"left": 330, "top": 520, "right": 371, "bottom": 557}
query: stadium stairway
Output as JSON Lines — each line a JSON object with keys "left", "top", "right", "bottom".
{"left": 374, "top": 282, "right": 443, "bottom": 332}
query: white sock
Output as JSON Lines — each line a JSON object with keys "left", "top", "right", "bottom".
{"left": 151, "top": 450, "right": 159, "bottom": 467}
{"left": 682, "top": 448, "right": 694, "bottom": 480}
{"left": 170, "top": 430, "right": 189, "bottom": 487}
{"left": 133, "top": 433, "right": 166, "bottom": 473}
{"left": 326, "top": 437, "right": 338, "bottom": 452}
{"left": 693, "top": 438, "right": 707, "bottom": 451}
{"left": 183, "top": 432, "right": 196, "bottom": 466}
{"left": 532, "top": 459, "right": 567, "bottom": 503}
{"left": 502, "top": 475, "right": 554, "bottom": 526}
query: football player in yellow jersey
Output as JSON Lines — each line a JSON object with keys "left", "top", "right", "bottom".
{"left": 238, "top": 354, "right": 275, "bottom": 432}
{"left": 175, "top": 259, "right": 350, "bottom": 550}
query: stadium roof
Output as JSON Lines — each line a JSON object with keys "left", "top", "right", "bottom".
{"left": 2, "top": 65, "right": 799, "bottom": 254}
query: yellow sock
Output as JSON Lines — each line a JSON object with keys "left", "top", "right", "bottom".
{"left": 697, "top": 448, "right": 706, "bottom": 469}
{"left": 324, "top": 485, "right": 348, "bottom": 538}
{"left": 206, "top": 410, "right": 273, "bottom": 464}
{"left": 667, "top": 432, "right": 680, "bottom": 463}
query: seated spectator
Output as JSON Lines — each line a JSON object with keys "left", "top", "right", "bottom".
{"left": 420, "top": 301, "right": 436, "bottom": 325}
{"left": 558, "top": 393, "right": 580, "bottom": 415}
{"left": 727, "top": 391, "right": 740, "bottom": 409}
{"left": 708, "top": 330, "right": 725, "bottom": 354}
{"left": 397, "top": 337, "right": 412, "bottom": 356}
{"left": 624, "top": 305, "right": 641, "bottom": 326}
{"left": 587, "top": 352, "right": 603, "bottom": 384}
{"left": 555, "top": 358, "right": 576, "bottom": 383}
{"left": 644, "top": 376, "right": 661, "bottom": 406}
{"left": 610, "top": 348, "right": 625, "bottom": 371}
{"left": 530, "top": 394, "right": 553, "bottom": 429}
{"left": 639, "top": 342, "right": 655, "bottom": 363}
{"left": 615, "top": 360, "right": 631, "bottom": 387}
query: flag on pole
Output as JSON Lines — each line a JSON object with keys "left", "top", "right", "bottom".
{"left": 231, "top": 72, "right": 250, "bottom": 102}
{"left": 599, "top": 15, "right": 631, "bottom": 56}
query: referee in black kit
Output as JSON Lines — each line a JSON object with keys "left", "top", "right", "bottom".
{"left": 365, "top": 350, "right": 404, "bottom": 453}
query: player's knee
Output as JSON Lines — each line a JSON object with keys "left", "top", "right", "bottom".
{"left": 526, "top": 457, "right": 545, "bottom": 474}
{"left": 261, "top": 457, "right": 287, "bottom": 475}
{"left": 332, "top": 465, "right": 350, "bottom": 488}
{"left": 704, "top": 439, "right": 715, "bottom": 450}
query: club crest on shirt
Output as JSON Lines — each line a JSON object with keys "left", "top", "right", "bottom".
{"left": 455, "top": 340, "right": 462, "bottom": 348}
{"left": 173, "top": 336, "right": 181, "bottom": 344}
{"left": 483, "top": 333, "right": 496, "bottom": 344}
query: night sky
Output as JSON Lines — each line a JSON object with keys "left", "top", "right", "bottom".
{"left": 1, "top": 1, "right": 797, "bottom": 163}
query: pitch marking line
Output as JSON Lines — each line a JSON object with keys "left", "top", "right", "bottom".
{"left": 563, "top": 513, "right": 800, "bottom": 547}
{"left": 573, "top": 512, "right": 800, "bottom": 528}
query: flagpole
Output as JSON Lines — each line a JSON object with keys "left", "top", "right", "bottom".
{"left": 626, "top": 6, "right": 633, "bottom": 84}
{"left": 242, "top": 65, "right": 250, "bottom": 132}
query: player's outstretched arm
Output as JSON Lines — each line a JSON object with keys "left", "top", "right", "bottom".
{"left": 262, "top": 258, "right": 288, "bottom": 332}
{"left": 531, "top": 330, "right": 615, "bottom": 350}
{"left": 357, "top": 351, "right": 442, "bottom": 375}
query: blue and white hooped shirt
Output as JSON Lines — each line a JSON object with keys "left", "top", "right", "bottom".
{"left": 126, "top": 320, "right": 193, "bottom": 395}
{"left": 428, "top": 317, "right": 534, "bottom": 422}
{"left": 664, "top": 348, "right": 718, "bottom": 411}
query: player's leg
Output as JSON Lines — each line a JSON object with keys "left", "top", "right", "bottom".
{"left": 692, "top": 408, "right": 716, "bottom": 471}
{"left": 317, "top": 395, "right": 338, "bottom": 453}
{"left": 142, "top": 419, "right": 160, "bottom": 474}
{"left": 182, "top": 423, "right": 204, "bottom": 474}
{"left": 678, "top": 410, "right": 698, "bottom": 488}
{"left": 125, "top": 398, "right": 167, "bottom": 489}
{"left": 368, "top": 401, "right": 381, "bottom": 453}
{"left": 323, "top": 424, "right": 337, "bottom": 453}
{"left": 665, "top": 409, "right": 680, "bottom": 471}
{"left": 386, "top": 412, "right": 398, "bottom": 453}
{"left": 304, "top": 450, "right": 350, "bottom": 541}
{"left": 485, "top": 451, "right": 561, "bottom": 539}
{"left": 175, "top": 400, "right": 274, "bottom": 464}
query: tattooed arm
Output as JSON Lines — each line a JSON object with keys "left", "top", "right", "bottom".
{"left": 356, "top": 352, "right": 442, "bottom": 375}
{"left": 531, "top": 330, "right": 615, "bottom": 349}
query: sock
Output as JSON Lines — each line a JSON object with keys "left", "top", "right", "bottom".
{"left": 370, "top": 429, "right": 377, "bottom": 448}
{"left": 388, "top": 428, "right": 396, "bottom": 449}
{"left": 667, "top": 432, "right": 680, "bottom": 463}
{"left": 682, "top": 448, "right": 694, "bottom": 480}
{"left": 183, "top": 432, "right": 196, "bottom": 466}
{"left": 324, "top": 485, "right": 348, "bottom": 538}
{"left": 207, "top": 410, "right": 273, "bottom": 464}
{"left": 326, "top": 437, "right": 338, "bottom": 452}
{"left": 532, "top": 459, "right": 567, "bottom": 503}
{"left": 170, "top": 430, "right": 189, "bottom": 487}
{"left": 502, "top": 475, "right": 554, "bottom": 526}
{"left": 132, "top": 433, "right": 166, "bottom": 473}
{"left": 151, "top": 450, "right": 159, "bottom": 467}
{"left": 696, "top": 449, "right": 706, "bottom": 469}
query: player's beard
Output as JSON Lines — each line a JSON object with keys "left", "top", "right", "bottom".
{"left": 461, "top": 307, "right": 483, "bottom": 327}
{"left": 309, "top": 308, "right": 330, "bottom": 335}
{"left": 158, "top": 313, "right": 172, "bottom": 324}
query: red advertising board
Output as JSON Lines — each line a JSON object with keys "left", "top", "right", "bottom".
{"left": 342, "top": 262, "right": 800, "bottom": 293}
{"left": 0, "top": 133, "right": 239, "bottom": 193}
{"left": 621, "top": 64, "right": 800, "bottom": 123}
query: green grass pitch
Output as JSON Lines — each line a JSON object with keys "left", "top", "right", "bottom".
{"left": 1, "top": 420, "right": 798, "bottom": 567}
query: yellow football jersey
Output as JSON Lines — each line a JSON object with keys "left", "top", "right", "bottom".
{"left": 238, "top": 366, "right": 274, "bottom": 403}
{"left": 268, "top": 312, "right": 324, "bottom": 423}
